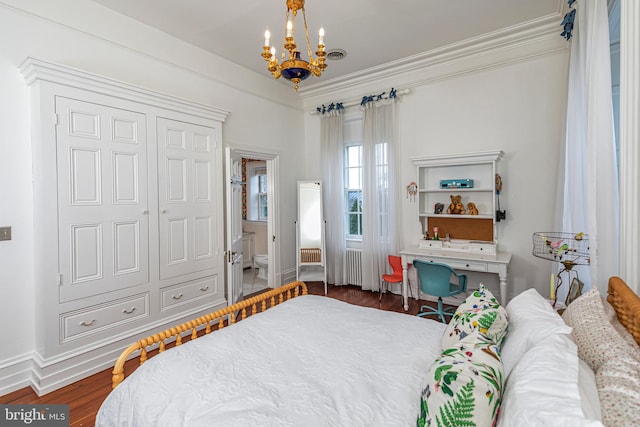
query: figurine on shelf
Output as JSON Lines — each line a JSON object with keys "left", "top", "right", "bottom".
{"left": 433, "top": 226, "right": 440, "bottom": 240}
{"left": 434, "top": 202, "right": 444, "bottom": 214}
{"left": 447, "top": 195, "right": 466, "bottom": 215}
{"left": 467, "top": 202, "right": 479, "bottom": 215}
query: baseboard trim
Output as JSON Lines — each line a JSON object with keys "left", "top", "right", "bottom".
{"left": 0, "top": 353, "right": 34, "bottom": 397}
{"left": 0, "top": 299, "right": 228, "bottom": 397}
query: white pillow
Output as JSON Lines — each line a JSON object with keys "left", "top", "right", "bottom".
{"left": 499, "top": 333, "right": 604, "bottom": 427}
{"left": 501, "top": 288, "right": 572, "bottom": 376}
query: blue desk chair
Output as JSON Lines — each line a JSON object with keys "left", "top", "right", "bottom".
{"left": 413, "top": 259, "right": 468, "bottom": 323}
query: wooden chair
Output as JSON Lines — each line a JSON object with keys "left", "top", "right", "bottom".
{"left": 413, "top": 259, "right": 467, "bottom": 323}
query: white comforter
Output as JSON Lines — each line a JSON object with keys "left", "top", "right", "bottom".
{"left": 96, "top": 295, "right": 446, "bottom": 427}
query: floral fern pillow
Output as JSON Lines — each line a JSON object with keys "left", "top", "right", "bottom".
{"left": 442, "top": 284, "right": 509, "bottom": 350}
{"left": 418, "top": 337, "right": 504, "bottom": 427}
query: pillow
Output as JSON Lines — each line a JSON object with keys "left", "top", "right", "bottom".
{"left": 596, "top": 353, "right": 640, "bottom": 427}
{"left": 441, "top": 284, "right": 509, "bottom": 349}
{"left": 501, "top": 288, "right": 572, "bottom": 376}
{"left": 499, "top": 333, "right": 603, "bottom": 427}
{"left": 562, "top": 288, "right": 640, "bottom": 372}
{"left": 418, "top": 337, "right": 504, "bottom": 427}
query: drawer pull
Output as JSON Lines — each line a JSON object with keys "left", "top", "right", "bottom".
{"left": 172, "top": 293, "right": 183, "bottom": 300}
{"left": 466, "top": 264, "right": 470, "bottom": 267}
{"left": 80, "top": 319, "right": 96, "bottom": 327}
{"left": 122, "top": 307, "right": 136, "bottom": 314}
{"left": 200, "top": 286, "right": 209, "bottom": 292}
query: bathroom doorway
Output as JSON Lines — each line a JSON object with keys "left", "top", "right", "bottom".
{"left": 226, "top": 147, "right": 280, "bottom": 301}
{"left": 242, "top": 158, "right": 269, "bottom": 296}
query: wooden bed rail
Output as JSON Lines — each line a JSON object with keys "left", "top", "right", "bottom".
{"left": 111, "top": 281, "right": 308, "bottom": 389}
{"left": 607, "top": 276, "right": 640, "bottom": 346}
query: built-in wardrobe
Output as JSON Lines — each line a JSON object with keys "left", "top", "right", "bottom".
{"left": 21, "top": 58, "right": 229, "bottom": 395}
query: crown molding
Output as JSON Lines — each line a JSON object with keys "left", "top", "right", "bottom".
{"left": 20, "top": 57, "right": 230, "bottom": 122}
{"left": 300, "top": 12, "right": 569, "bottom": 110}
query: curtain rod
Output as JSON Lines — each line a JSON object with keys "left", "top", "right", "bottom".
{"left": 314, "top": 87, "right": 410, "bottom": 114}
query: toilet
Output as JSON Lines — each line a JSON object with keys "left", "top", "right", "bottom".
{"left": 253, "top": 254, "right": 268, "bottom": 280}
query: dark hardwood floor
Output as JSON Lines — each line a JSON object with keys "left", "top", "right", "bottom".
{"left": 0, "top": 282, "right": 445, "bottom": 426}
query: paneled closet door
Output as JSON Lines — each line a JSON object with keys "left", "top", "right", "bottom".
{"left": 56, "top": 96, "right": 149, "bottom": 302}
{"left": 157, "top": 118, "right": 219, "bottom": 280}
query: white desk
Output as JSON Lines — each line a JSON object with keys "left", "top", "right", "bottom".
{"left": 399, "top": 246, "right": 512, "bottom": 311}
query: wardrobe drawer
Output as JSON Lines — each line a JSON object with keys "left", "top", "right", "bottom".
{"left": 161, "top": 276, "right": 217, "bottom": 310}
{"left": 62, "top": 293, "right": 149, "bottom": 342}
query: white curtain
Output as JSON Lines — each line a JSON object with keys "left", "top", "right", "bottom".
{"left": 320, "top": 110, "right": 347, "bottom": 286}
{"left": 559, "top": 0, "right": 619, "bottom": 300}
{"left": 361, "top": 100, "right": 401, "bottom": 291}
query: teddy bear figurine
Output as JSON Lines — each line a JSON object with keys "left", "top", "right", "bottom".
{"left": 467, "top": 202, "right": 479, "bottom": 215}
{"left": 446, "top": 195, "right": 466, "bottom": 215}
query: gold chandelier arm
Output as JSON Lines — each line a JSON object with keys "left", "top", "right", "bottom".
{"left": 302, "top": 8, "right": 314, "bottom": 64}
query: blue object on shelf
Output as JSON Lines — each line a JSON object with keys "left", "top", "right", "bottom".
{"left": 439, "top": 179, "right": 474, "bottom": 189}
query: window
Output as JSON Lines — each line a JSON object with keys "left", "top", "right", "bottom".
{"left": 257, "top": 168, "right": 268, "bottom": 221}
{"left": 345, "top": 144, "right": 362, "bottom": 238}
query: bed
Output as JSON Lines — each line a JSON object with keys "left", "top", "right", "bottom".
{"left": 96, "top": 277, "right": 640, "bottom": 426}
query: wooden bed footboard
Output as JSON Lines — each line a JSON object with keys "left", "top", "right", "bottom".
{"left": 111, "top": 281, "right": 308, "bottom": 389}
{"left": 607, "top": 276, "right": 640, "bottom": 346}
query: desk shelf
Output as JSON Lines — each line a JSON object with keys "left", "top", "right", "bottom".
{"left": 412, "top": 150, "right": 503, "bottom": 243}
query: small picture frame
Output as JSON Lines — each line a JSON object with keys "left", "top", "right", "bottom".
{"left": 565, "top": 277, "right": 584, "bottom": 306}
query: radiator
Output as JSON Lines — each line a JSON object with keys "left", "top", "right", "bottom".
{"left": 346, "top": 248, "right": 362, "bottom": 286}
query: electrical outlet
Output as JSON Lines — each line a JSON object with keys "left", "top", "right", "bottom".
{"left": 0, "top": 227, "right": 12, "bottom": 241}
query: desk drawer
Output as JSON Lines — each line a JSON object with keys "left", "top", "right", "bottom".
{"left": 419, "top": 258, "right": 488, "bottom": 273}
{"left": 62, "top": 293, "right": 149, "bottom": 342}
{"left": 419, "top": 240, "right": 443, "bottom": 249}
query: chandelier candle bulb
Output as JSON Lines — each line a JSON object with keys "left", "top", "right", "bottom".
{"left": 286, "top": 20, "right": 293, "bottom": 37}
{"left": 264, "top": 29, "right": 270, "bottom": 47}
{"left": 318, "top": 27, "right": 324, "bottom": 45}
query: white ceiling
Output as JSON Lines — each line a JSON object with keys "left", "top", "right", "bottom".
{"left": 90, "top": 0, "right": 563, "bottom": 88}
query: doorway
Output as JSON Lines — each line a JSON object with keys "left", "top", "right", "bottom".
{"left": 225, "top": 147, "right": 280, "bottom": 305}
{"left": 242, "top": 158, "right": 269, "bottom": 296}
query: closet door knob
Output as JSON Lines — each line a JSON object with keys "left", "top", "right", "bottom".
{"left": 161, "top": 209, "right": 167, "bottom": 214}
{"left": 142, "top": 210, "right": 149, "bottom": 215}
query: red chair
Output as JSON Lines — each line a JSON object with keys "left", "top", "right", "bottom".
{"left": 380, "top": 255, "right": 411, "bottom": 302}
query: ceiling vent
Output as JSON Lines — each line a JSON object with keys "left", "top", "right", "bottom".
{"left": 326, "top": 49, "right": 347, "bottom": 60}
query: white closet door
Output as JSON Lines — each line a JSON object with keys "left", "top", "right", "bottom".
{"left": 157, "top": 118, "right": 219, "bottom": 280}
{"left": 56, "top": 96, "right": 149, "bottom": 302}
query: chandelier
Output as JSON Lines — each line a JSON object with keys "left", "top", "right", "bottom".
{"left": 261, "top": 0, "right": 327, "bottom": 91}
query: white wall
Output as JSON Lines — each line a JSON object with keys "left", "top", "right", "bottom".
{"left": 302, "top": 24, "right": 570, "bottom": 300}
{"left": 0, "top": 0, "right": 305, "bottom": 394}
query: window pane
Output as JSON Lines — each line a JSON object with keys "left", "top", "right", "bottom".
{"left": 259, "top": 194, "right": 268, "bottom": 220}
{"left": 347, "top": 168, "right": 361, "bottom": 189}
{"left": 347, "top": 213, "right": 362, "bottom": 235}
{"left": 347, "top": 145, "right": 361, "bottom": 167}
{"left": 258, "top": 174, "right": 267, "bottom": 193}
